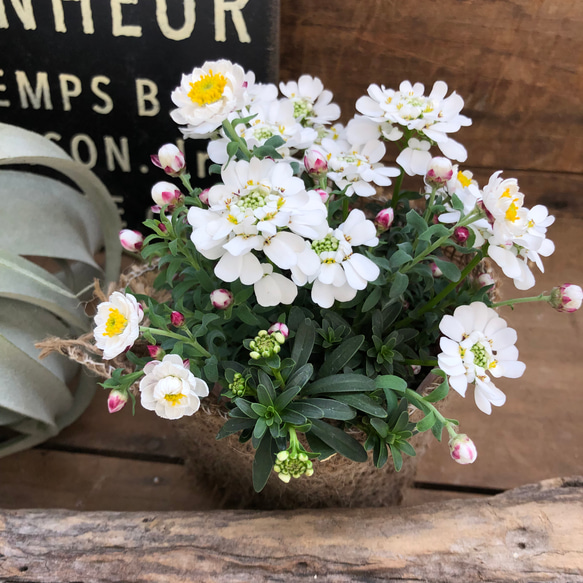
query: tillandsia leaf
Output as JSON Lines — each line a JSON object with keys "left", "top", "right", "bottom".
{"left": 301, "top": 398, "right": 356, "bottom": 421}
{"left": 309, "top": 419, "right": 367, "bottom": 463}
{"left": 252, "top": 433, "right": 276, "bottom": 493}
{"left": 303, "top": 374, "right": 376, "bottom": 396}
{"left": 318, "top": 335, "right": 364, "bottom": 378}
{"left": 0, "top": 123, "right": 122, "bottom": 284}
{"left": 216, "top": 418, "right": 256, "bottom": 440}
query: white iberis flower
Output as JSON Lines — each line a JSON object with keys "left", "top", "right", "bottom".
{"left": 170, "top": 60, "right": 253, "bottom": 138}
{"left": 481, "top": 172, "right": 555, "bottom": 290}
{"left": 93, "top": 292, "right": 143, "bottom": 360}
{"left": 301, "top": 209, "right": 380, "bottom": 308}
{"left": 395, "top": 137, "right": 432, "bottom": 177}
{"left": 437, "top": 302, "right": 526, "bottom": 415}
{"left": 321, "top": 137, "right": 400, "bottom": 197}
{"left": 187, "top": 158, "right": 328, "bottom": 288}
{"left": 139, "top": 354, "right": 209, "bottom": 420}
{"left": 356, "top": 80, "right": 472, "bottom": 162}
{"left": 279, "top": 75, "right": 341, "bottom": 125}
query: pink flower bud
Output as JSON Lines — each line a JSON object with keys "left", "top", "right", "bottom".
{"left": 107, "top": 389, "right": 128, "bottom": 414}
{"left": 550, "top": 283, "right": 583, "bottom": 313}
{"left": 304, "top": 148, "right": 328, "bottom": 176}
{"left": 411, "top": 365, "right": 421, "bottom": 375}
{"left": 151, "top": 181, "right": 183, "bottom": 207}
{"left": 182, "top": 359, "right": 190, "bottom": 369}
{"left": 478, "top": 273, "right": 495, "bottom": 287}
{"left": 268, "top": 322, "right": 289, "bottom": 338}
{"left": 199, "top": 188, "right": 210, "bottom": 205}
{"left": 158, "top": 223, "right": 168, "bottom": 233}
{"left": 375, "top": 207, "right": 394, "bottom": 231}
{"left": 431, "top": 262, "right": 443, "bottom": 278}
{"left": 151, "top": 144, "right": 186, "bottom": 176}
{"left": 314, "top": 188, "right": 330, "bottom": 203}
{"left": 454, "top": 226, "right": 470, "bottom": 244}
{"left": 119, "top": 229, "right": 144, "bottom": 252}
{"left": 425, "top": 157, "right": 453, "bottom": 187}
{"left": 170, "top": 311, "right": 185, "bottom": 326}
{"left": 147, "top": 345, "right": 165, "bottom": 359}
{"left": 210, "top": 288, "right": 234, "bottom": 310}
{"left": 448, "top": 433, "right": 477, "bottom": 465}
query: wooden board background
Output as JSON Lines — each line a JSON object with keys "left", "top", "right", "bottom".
{"left": 0, "top": 0, "right": 582, "bottom": 512}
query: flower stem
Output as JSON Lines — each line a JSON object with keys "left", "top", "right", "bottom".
{"left": 404, "top": 388, "right": 455, "bottom": 435}
{"left": 140, "top": 326, "right": 211, "bottom": 358}
{"left": 272, "top": 368, "right": 285, "bottom": 388}
{"left": 342, "top": 196, "right": 350, "bottom": 221}
{"left": 491, "top": 293, "right": 551, "bottom": 309}
{"left": 423, "top": 186, "right": 438, "bottom": 222}
{"left": 391, "top": 167, "right": 405, "bottom": 209}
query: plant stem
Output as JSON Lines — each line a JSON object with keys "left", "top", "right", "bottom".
{"left": 391, "top": 168, "right": 405, "bottom": 209}
{"left": 342, "top": 196, "right": 350, "bottom": 221}
{"left": 140, "top": 326, "right": 211, "bottom": 358}
{"left": 423, "top": 186, "right": 438, "bottom": 222}
{"left": 491, "top": 293, "right": 550, "bottom": 309}
{"left": 404, "top": 388, "right": 454, "bottom": 436}
{"left": 400, "top": 231, "right": 453, "bottom": 274}
{"left": 272, "top": 368, "right": 285, "bottom": 388}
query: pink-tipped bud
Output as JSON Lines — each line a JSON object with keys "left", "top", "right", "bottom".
{"left": 425, "top": 157, "right": 453, "bottom": 188}
{"left": 199, "top": 188, "right": 210, "bottom": 205}
{"left": 151, "top": 144, "right": 186, "bottom": 176}
{"left": 119, "top": 229, "right": 144, "bottom": 252}
{"left": 314, "top": 188, "right": 330, "bottom": 203}
{"left": 182, "top": 359, "right": 190, "bottom": 369}
{"left": 454, "top": 226, "right": 470, "bottom": 244}
{"left": 210, "top": 288, "right": 234, "bottom": 310}
{"left": 151, "top": 181, "right": 183, "bottom": 207}
{"left": 107, "top": 389, "right": 128, "bottom": 414}
{"left": 431, "top": 262, "right": 443, "bottom": 278}
{"left": 170, "top": 311, "right": 185, "bottom": 326}
{"left": 158, "top": 223, "right": 168, "bottom": 233}
{"left": 448, "top": 433, "right": 477, "bottom": 465}
{"left": 374, "top": 207, "right": 394, "bottom": 231}
{"left": 550, "top": 283, "right": 583, "bottom": 313}
{"left": 304, "top": 148, "right": 328, "bottom": 176}
{"left": 268, "top": 322, "right": 289, "bottom": 338}
{"left": 478, "top": 273, "right": 495, "bottom": 288}
{"left": 411, "top": 364, "right": 422, "bottom": 375}
{"left": 147, "top": 345, "right": 165, "bottom": 359}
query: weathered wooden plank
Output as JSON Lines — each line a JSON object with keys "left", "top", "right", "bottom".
{"left": 280, "top": 0, "right": 583, "bottom": 174}
{"left": 0, "top": 477, "right": 580, "bottom": 582}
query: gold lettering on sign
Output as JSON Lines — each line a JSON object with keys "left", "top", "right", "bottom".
{"left": 111, "top": 0, "right": 142, "bottom": 37}
{"left": 104, "top": 135, "right": 131, "bottom": 172}
{"left": 15, "top": 70, "right": 53, "bottom": 110}
{"left": 196, "top": 151, "right": 209, "bottom": 179}
{"left": 0, "top": 0, "right": 36, "bottom": 30}
{"left": 136, "top": 78, "right": 160, "bottom": 117}
{"left": 71, "top": 133, "right": 98, "bottom": 168}
{"left": 51, "top": 0, "right": 95, "bottom": 34}
{"left": 59, "top": 73, "right": 82, "bottom": 111}
{"left": 91, "top": 76, "right": 114, "bottom": 114}
{"left": 0, "top": 69, "right": 10, "bottom": 107}
{"left": 156, "top": 0, "right": 195, "bottom": 41}
{"left": 214, "top": 0, "right": 250, "bottom": 43}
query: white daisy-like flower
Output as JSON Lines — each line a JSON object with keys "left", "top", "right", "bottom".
{"left": 355, "top": 80, "right": 471, "bottom": 161}
{"left": 254, "top": 264, "right": 298, "bottom": 307}
{"left": 396, "top": 138, "right": 432, "bottom": 176}
{"left": 170, "top": 60, "right": 252, "bottom": 138}
{"left": 279, "top": 75, "right": 341, "bottom": 125}
{"left": 346, "top": 115, "right": 403, "bottom": 146}
{"left": 93, "top": 292, "right": 143, "bottom": 360}
{"left": 437, "top": 302, "right": 526, "bottom": 414}
{"left": 139, "top": 354, "right": 209, "bottom": 420}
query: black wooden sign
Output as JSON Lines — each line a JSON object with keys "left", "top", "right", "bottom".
{"left": 0, "top": 0, "right": 279, "bottom": 227}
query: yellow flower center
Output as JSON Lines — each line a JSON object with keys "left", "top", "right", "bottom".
{"left": 188, "top": 70, "right": 227, "bottom": 106}
{"left": 505, "top": 201, "right": 520, "bottom": 222}
{"left": 457, "top": 171, "right": 471, "bottom": 187}
{"left": 501, "top": 188, "right": 512, "bottom": 199}
{"left": 164, "top": 393, "right": 186, "bottom": 406}
{"left": 103, "top": 308, "right": 127, "bottom": 337}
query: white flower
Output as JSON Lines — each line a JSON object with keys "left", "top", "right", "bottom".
{"left": 279, "top": 75, "right": 341, "bottom": 125}
{"left": 139, "top": 354, "right": 209, "bottom": 420}
{"left": 425, "top": 156, "right": 453, "bottom": 187}
{"left": 346, "top": 115, "right": 403, "bottom": 146}
{"left": 151, "top": 144, "right": 185, "bottom": 176}
{"left": 170, "top": 60, "right": 252, "bottom": 138}
{"left": 448, "top": 434, "right": 477, "bottom": 465}
{"left": 94, "top": 292, "right": 143, "bottom": 360}
{"left": 119, "top": 229, "right": 144, "bottom": 252}
{"left": 551, "top": 284, "right": 583, "bottom": 313}
{"left": 437, "top": 302, "right": 526, "bottom": 414}
{"left": 396, "top": 138, "right": 432, "bottom": 176}
{"left": 151, "top": 181, "right": 183, "bottom": 207}
{"left": 254, "top": 264, "right": 298, "bottom": 307}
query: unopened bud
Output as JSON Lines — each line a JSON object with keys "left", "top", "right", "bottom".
{"left": 550, "top": 283, "right": 583, "bottom": 313}
{"left": 425, "top": 157, "right": 453, "bottom": 188}
{"left": 478, "top": 273, "right": 495, "bottom": 288}
{"left": 170, "top": 311, "right": 185, "bottom": 326}
{"left": 314, "top": 188, "right": 330, "bottom": 203}
{"left": 375, "top": 207, "right": 394, "bottom": 231}
{"left": 454, "top": 226, "right": 470, "bottom": 244}
{"left": 268, "top": 322, "right": 289, "bottom": 338}
{"left": 210, "top": 288, "right": 234, "bottom": 310}
{"left": 151, "top": 144, "right": 186, "bottom": 176}
{"left": 448, "top": 433, "right": 477, "bottom": 465}
{"left": 119, "top": 229, "right": 144, "bottom": 252}
{"left": 147, "top": 345, "right": 165, "bottom": 359}
{"left": 431, "top": 262, "right": 443, "bottom": 278}
{"left": 304, "top": 148, "right": 328, "bottom": 176}
{"left": 107, "top": 389, "right": 128, "bottom": 414}
{"left": 151, "top": 181, "right": 183, "bottom": 207}
{"left": 199, "top": 188, "right": 210, "bottom": 205}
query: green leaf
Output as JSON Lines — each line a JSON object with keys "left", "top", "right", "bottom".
{"left": 390, "top": 272, "right": 409, "bottom": 299}
{"left": 334, "top": 394, "right": 387, "bottom": 417}
{"left": 375, "top": 375, "right": 408, "bottom": 394}
{"left": 405, "top": 209, "right": 428, "bottom": 234}
{"left": 274, "top": 385, "right": 302, "bottom": 411}
{"left": 370, "top": 417, "right": 389, "bottom": 438}
{"left": 253, "top": 417, "right": 268, "bottom": 440}
{"left": 398, "top": 441, "right": 416, "bottom": 457}
{"left": 388, "top": 249, "right": 413, "bottom": 271}
{"left": 424, "top": 378, "right": 450, "bottom": 403}
{"left": 303, "top": 374, "right": 376, "bottom": 396}
{"left": 431, "top": 417, "right": 445, "bottom": 441}
{"left": 389, "top": 444, "right": 403, "bottom": 471}
{"left": 226, "top": 140, "right": 239, "bottom": 159}
{"left": 374, "top": 442, "right": 389, "bottom": 469}
{"left": 281, "top": 410, "right": 307, "bottom": 425}
{"left": 416, "top": 411, "right": 436, "bottom": 432}
{"left": 234, "top": 398, "right": 260, "bottom": 419}
{"left": 361, "top": 286, "right": 382, "bottom": 312}
{"left": 383, "top": 388, "right": 399, "bottom": 413}
{"left": 309, "top": 419, "right": 367, "bottom": 463}
{"left": 285, "top": 363, "right": 313, "bottom": 390}
{"left": 216, "top": 418, "right": 256, "bottom": 440}
{"left": 291, "top": 319, "right": 315, "bottom": 372}
{"left": 433, "top": 257, "right": 461, "bottom": 282}
{"left": 318, "top": 335, "right": 364, "bottom": 378}
{"left": 287, "top": 402, "right": 324, "bottom": 419}
{"left": 302, "top": 398, "right": 356, "bottom": 421}
{"left": 393, "top": 410, "right": 410, "bottom": 433}
{"left": 252, "top": 434, "right": 276, "bottom": 492}
{"left": 305, "top": 432, "right": 336, "bottom": 461}
{"left": 263, "top": 135, "right": 286, "bottom": 149}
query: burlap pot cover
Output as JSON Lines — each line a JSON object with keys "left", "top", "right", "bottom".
{"left": 174, "top": 373, "right": 445, "bottom": 510}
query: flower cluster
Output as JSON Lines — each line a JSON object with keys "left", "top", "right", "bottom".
{"left": 94, "top": 60, "right": 580, "bottom": 492}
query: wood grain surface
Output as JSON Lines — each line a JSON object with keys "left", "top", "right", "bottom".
{"left": 0, "top": 477, "right": 581, "bottom": 583}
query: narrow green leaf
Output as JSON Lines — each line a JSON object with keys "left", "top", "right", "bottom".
{"left": 389, "top": 249, "right": 413, "bottom": 271}
{"left": 253, "top": 417, "right": 268, "bottom": 440}
{"left": 215, "top": 418, "right": 256, "bottom": 440}
{"left": 375, "top": 442, "right": 389, "bottom": 469}
{"left": 234, "top": 398, "right": 260, "bottom": 419}
{"left": 424, "top": 379, "right": 450, "bottom": 403}
{"left": 389, "top": 444, "right": 403, "bottom": 471}
{"left": 390, "top": 272, "right": 409, "bottom": 299}
{"left": 399, "top": 441, "right": 417, "bottom": 457}
{"left": 305, "top": 432, "right": 336, "bottom": 461}
{"left": 281, "top": 410, "right": 307, "bottom": 425}
{"left": 309, "top": 419, "right": 367, "bottom": 463}
{"left": 252, "top": 434, "right": 275, "bottom": 492}
{"left": 287, "top": 402, "right": 324, "bottom": 419}
{"left": 318, "top": 335, "right": 364, "bottom": 378}
{"left": 302, "top": 398, "right": 356, "bottom": 421}
{"left": 303, "top": 374, "right": 376, "bottom": 396}
{"left": 433, "top": 257, "right": 462, "bottom": 282}
{"left": 416, "top": 411, "right": 436, "bottom": 432}
{"left": 370, "top": 417, "right": 389, "bottom": 438}
{"left": 291, "top": 319, "right": 315, "bottom": 372}
{"left": 375, "top": 375, "right": 408, "bottom": 394}
{"left": 361, "top": 286, "right": 382, "bottom": 312}
{"left": 274, "top": 385, "right": 302, "bottom": 411}
{"left": 334, "top": 393, "right": 387, "bottom": 417}
{"left": 285, "top": 363, "right": 313, "bottom": 390}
